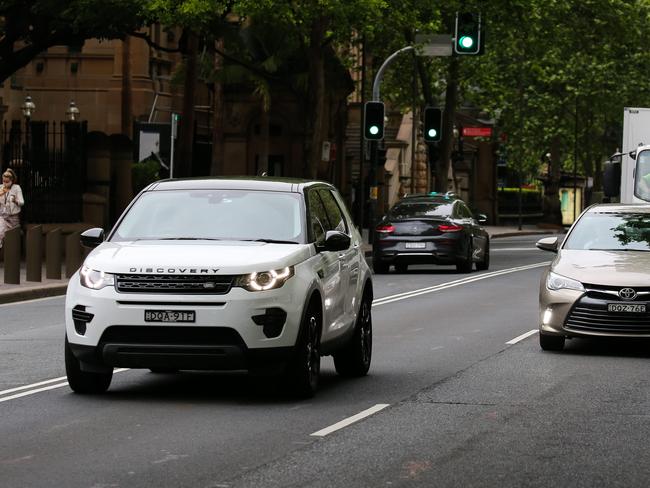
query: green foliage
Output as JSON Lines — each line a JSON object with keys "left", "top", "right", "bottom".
{"left": 132, "top": 158, "right": 160, "bottom": 194}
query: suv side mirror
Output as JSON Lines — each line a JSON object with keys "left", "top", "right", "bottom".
{"left": 323, "top": 231, "right": 351, "bottom": 252}
{"left": 80, "top": 228, "right": 105, "bottom": 248}
{"left": 536, "top": 236, "right": 559, "bottom": 253}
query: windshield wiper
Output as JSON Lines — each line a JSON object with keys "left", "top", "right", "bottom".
{"left": 239, "top": 239, "right": 299, "bottom": 244}
{"left": 589, "top": 248, "right": 650, "bottom": 252}
{"left": 157, "top": 237, "right": 222, "bottom": 241}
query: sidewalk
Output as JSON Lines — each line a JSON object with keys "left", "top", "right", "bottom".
{"left": 0, "top": 225, "right": 564, "bottom": 305}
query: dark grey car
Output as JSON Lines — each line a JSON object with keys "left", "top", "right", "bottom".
{"left": 372, "top": 196, "right": 490, "bottom": 274}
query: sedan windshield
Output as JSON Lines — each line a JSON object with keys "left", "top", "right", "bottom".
{"left": 564, "top": 212, "right": 650, "bottom": 251}
{"left": 112, "top": 189, "right": 305, "bottom": 243}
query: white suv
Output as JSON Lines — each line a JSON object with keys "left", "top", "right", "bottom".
{"left": 65, "top": 178, "right": 373, "bottom": 397}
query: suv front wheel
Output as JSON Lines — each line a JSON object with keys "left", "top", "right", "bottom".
{"left": 65, "top": 337, "right": 113, "bottom": 394}
{"left": 286, "top": 301, "right": 321, "bottom": 397}
{"left": 334, "top": 291, "right": 372, "bottom": 377}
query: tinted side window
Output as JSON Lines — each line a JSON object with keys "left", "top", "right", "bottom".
{"left": 458, "top": 203, "right": 473, "bottom": 219}
{"left": 307, "top": 189, "right": 329, "bottom": 243}
{"left": 318, "top": 189, "right": 348, "bottom": 233}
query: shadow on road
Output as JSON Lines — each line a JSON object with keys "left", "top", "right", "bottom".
{"left": 561, "top": 337, "right": 650, "bottom": 359}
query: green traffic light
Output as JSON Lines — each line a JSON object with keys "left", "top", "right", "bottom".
{"left": 369, "top": 126, "right": 379, "bottom": 135}
{"left": 428, "top": 129, "right": 437, "bottom": 138}
{"left": 459, "top": 36, "right": 474, "bottom": 49}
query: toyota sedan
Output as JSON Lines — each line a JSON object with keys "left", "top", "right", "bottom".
{"left": 537, "top": 204, "right": 650, "bottom": 351}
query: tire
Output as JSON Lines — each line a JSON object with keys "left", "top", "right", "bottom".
{"left": 334, "top": 291, "right": 372, "bottom": 377}
{"left": 456, "top": 240, "right": 473, "bottom": 273}
{"left": 539, "top": 332, "right": 565, "bottom": 351}
{"left": 373, "top": 260, "right": 389, "bottom": 274}
{"left": 395, "top": 263, "right": 408, "bottom": 273}
{"left": 149, "top": 368, "right": 178, "bottom": 374}
{"left": 476, "top": 240, "right": 490, "bottom": 271}
{"left": 65, "top": 336, "right": 112, "bottom": 394}
{"left": 286, "top": 302, "right": 321, "bottom": 397}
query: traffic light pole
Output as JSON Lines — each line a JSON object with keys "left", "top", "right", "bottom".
{"left": 368, "top": 46, "right": 415, "bottom": 243}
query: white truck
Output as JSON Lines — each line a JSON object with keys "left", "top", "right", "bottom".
{"left": 605, "top": 107, "right": 650, "bottom": 203}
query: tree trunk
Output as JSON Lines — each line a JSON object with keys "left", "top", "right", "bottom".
{"left": 307, "top": 17, "right": 327, "bottom": 180}
{"left": 210, "top": 38, "right": 225, "bottom": 176}
{"left": 437, "top": 58, "right": 459, "bottom": 192}
{"left": 178, "top": 31, "right": 198, "bottom": 177}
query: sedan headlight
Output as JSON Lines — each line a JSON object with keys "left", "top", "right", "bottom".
{"left": 80, "top": 266, "right": 115, "bottom": 290}
{"left": 235, "top": 266, "right": 294, "bottom": 292}
{"left": 546, "top": 271, "right": 584, "bottom": 292}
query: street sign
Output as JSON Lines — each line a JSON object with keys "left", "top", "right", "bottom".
{"left": 414, "top": 34, "right": 453, "bottom": 57}
{"left": 462, "top": 127, "right": 493, "bottom": 137}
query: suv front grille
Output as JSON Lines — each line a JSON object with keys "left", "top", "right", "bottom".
{"left": 115, "top": 274, "right": 235, "bottom": 294}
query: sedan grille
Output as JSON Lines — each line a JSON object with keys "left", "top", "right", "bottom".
{"left": 115, "top": 274, "right": 235, "bottom": 295}
{"left": 564, "top": 296, "right": 650, "bottom": 334}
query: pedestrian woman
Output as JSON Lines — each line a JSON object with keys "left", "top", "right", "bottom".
{"left": 0, "top": 168, "right": 24, "bottom": 248}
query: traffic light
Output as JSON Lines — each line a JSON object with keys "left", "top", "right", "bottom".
{"left": 423, "top": 107, "right": 442, "bottom": 142}
{"left": 454, "top": 12, "right": 481, "bottom": 55}
{"left": 363, "top": 101, "right": 385, "bottom": 141}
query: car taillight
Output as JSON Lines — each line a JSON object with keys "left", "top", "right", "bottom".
{"left": 376, "top": 224, "right": 395, "bottom": 234}
{"left": 438, "top": 224, "right": 463, "bottom": 232}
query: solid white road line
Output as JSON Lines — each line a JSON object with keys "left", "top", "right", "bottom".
{"left": 0, "top": 368, "right": 130, "bottom": 403}
{"left": 311, "top": 404, "right": 390, "bottom": 437}
{"left": 506, "top": 329, "right": 538, "bottom": 345}
{"left": 373, "top": 262, "right": 550, "bottom": 307}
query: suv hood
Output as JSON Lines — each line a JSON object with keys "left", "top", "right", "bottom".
{"left": 553, "top": 249, "right": 650, "bottom": 286}
{"left": 84, "top": 240, "right": 313, "bottom": 275}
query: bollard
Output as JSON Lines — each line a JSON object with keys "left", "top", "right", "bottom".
{"left": 26, "top": 225, "right": 43, "bottom": 282}
{"left": 65, "top": 232, "right": 82, "bottom": 278}
{"left": 3, "top": 226, "right": 21, "bottom": 284}
{"left": 46, "top": 228, "right": 62, "bottom": 280}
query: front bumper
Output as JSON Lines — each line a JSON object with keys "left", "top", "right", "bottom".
{"left": 539, "top": 274, "right": 650, "bottom": 338}
{"left": 65, "top": 271, "right": 308, "bottom": 371}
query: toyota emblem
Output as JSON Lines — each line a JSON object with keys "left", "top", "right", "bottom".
{"left": 619, "top": 288, "right": 637, "bottom": 301}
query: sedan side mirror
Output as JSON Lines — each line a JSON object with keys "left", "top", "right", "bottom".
{"left": 80, "top": 228, "right": 105, "bottom": 248}
{"left": 476, "top": 213, "right": 488, "bottom": 224}
{"left": 323, "top": 231, "right": 351, "bottom": 252}
{"left": 536, "top": 236, "right": 559, "bottom": 253}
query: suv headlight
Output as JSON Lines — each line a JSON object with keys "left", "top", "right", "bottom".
{"left": 235, "top": 266, "right": 294, "bottom": 291}
{"left": 546, "top": 271, "right": 584, "bottom": 292}
{"left": 80, "top": 266, "right": 115, "bottom": 290}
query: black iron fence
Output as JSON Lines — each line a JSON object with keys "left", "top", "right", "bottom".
{"left": 1, "top": 120, "right": 87, "bottom": 223}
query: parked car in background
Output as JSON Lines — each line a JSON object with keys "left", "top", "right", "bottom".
{"left": 65, "top": 177, "right": 373, "bottom": 398}
{"left": 372, "top": 194, "right": 490, "bottom": 274}
{"left": 537, "top": 204, "right": 650, "bottom": 351}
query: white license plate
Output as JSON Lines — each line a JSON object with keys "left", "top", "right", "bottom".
{"left": 144, "top": 310, "right": 196, "bottom": 323}
{"left": 607, "top": 303, "right": 646, "bottom": 313}
{"left": 405, "top": 242, "right": 426, "bottom": 249}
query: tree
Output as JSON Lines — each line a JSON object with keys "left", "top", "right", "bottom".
{"left": 0, "top": 0, "right": 147, "bottom": 83}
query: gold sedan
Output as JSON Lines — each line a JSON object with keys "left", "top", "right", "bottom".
{"left": 537, "top": 204, "right": 650, "bottom": 351}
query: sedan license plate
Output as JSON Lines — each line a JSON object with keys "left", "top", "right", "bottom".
{"left": 144, "top": 310, "right": 196, "bottom": 323}
{"left": 607, "top": 303, "right": 646, "bottom": 313}
{"left": 405, "top": 242, "right": 426, "bottom": 249}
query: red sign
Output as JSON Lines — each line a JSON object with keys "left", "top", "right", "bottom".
{"left": 462, "top": 127, "right": 493, "bottom": 137}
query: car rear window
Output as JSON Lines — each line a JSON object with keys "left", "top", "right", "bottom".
{"left": 388, "top": 202, "right": 454, "bottom": 219}
{"left": 564, "top": 212, "right": 650, "bottom": 251}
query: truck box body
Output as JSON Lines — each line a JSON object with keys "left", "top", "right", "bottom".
{"left": 621, "top": 107, "right": 650, "bottom": 203}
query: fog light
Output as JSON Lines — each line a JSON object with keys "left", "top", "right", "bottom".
{"left": 72, "top": 305, "right": 94, "bottom": 335}
{"left": 542, "top": 308, "right": 553, "bottom": 325}
{"left": 252, "top": 308, "right": 287, "bottom": 338}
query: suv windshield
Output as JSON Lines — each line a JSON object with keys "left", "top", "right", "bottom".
{"left": 112, "top": 189, "right": 305, "bottom": 243}
{"left": 564, "top": 212, "right": 650, "bottom": 251}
